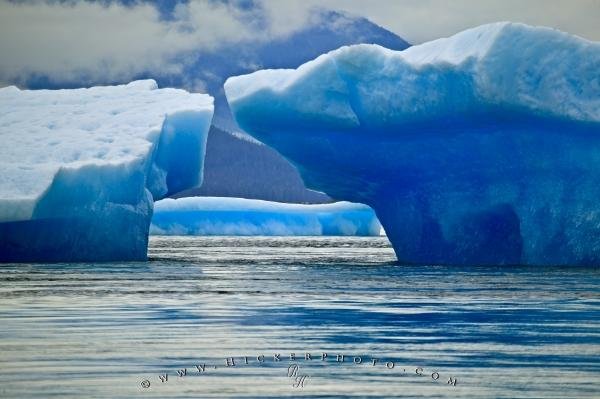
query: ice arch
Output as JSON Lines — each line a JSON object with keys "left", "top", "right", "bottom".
{"left": 225, "top": 23, "right": 600, "bottom": 265}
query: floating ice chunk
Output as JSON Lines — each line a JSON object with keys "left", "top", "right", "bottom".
{"left": 225, "top": 22, "right": 600, "bottom": 265}
{"left": 0, "top": 80, "right": 213, "bottom": 262}
{"left": 151, "top": 197, "right": 381, "bottom": 236}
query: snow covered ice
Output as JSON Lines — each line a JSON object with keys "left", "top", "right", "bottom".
{"left": 151, "top": 197, "right": 381, "bottom": 236}
{"left": 0, "top": 80, "right": 213, "bottom": 261}
{"left": 225, "top": 22, "right": 600, "bottom": 266}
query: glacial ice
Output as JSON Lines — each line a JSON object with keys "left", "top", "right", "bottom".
{"left": 225, "top": 22, "right": 600, "bottom": 265}
{"left": 0, "top": 80, "right": 213, "bottom": 262}
{"left": 151, "top": 197, "right": 381, "bottom": 236}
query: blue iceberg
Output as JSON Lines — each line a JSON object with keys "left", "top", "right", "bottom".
{"left": 225, "top": 22, "right": 600, "bottom": 265}
{"left": 0, "top": 80, "right": 213, "bottom": 262}
{"left": 151, "top": 197, "right": 381, "bottom": 236}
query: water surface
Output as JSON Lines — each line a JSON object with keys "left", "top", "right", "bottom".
{"left": 0, "top": 236, "right": 598, "bottom": 398}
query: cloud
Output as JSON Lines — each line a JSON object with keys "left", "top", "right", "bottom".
{"left": 0, "top": 0, "right": 598, "bottom": 88}
{"left": 1, "top": 1, "right": 174, "bottom": 84}
{"left": 306, "top": 0, "right": 600, "bottom": 44}
{"left": 0, "top": 0, "right": 317, "bottom": 86}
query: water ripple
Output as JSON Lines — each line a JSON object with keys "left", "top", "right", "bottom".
{"left": 0, "top": 236, "right": 598, "bottom": 398}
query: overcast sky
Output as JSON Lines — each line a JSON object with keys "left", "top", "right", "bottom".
{"left": 1, "top": 0, "right": 598, "bottom": 87}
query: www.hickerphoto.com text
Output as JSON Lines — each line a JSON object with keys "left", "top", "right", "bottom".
{"left": 139, "top": 352, "right": 458, "bottom": 390}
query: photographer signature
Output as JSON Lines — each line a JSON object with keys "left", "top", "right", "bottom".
{"left": 287, "top": 364, "right": 309, "bottom": 388}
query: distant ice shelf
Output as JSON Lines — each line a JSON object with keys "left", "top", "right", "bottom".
{"left": 225, "top": 22, "right": 600, "bottom": 265}
{"left": 0, "top": 80, "right": 213, "bottom": 262}
{"left": 150, "top": 197, "right": 381, "bottom": 236}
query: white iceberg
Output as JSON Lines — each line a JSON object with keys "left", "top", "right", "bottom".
{"left": 225, "top": 22, "right": 600, "bottom": 265}
{"left": 0, "top": 80, "right": 213, "bottom": 261}
{"left": 150, "top": 197, "right": 381, "bottom": 236}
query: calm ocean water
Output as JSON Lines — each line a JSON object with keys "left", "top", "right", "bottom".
{"left": 0, "top": 236, "right": 598, "bottom": 398}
